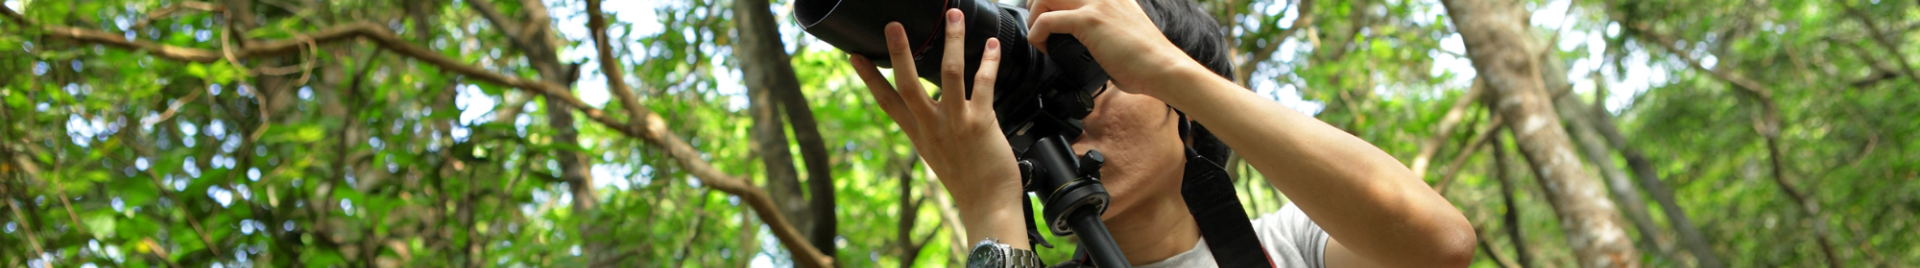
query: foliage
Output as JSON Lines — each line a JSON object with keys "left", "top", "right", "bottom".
{"left": 0, "top": 0, "right": 1914, "bottom": 267}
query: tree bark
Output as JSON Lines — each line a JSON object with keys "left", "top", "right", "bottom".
{"left": 1584, "top": 75, "right": 1724, "bottom": 268}
{"left": 733, "top": 0, "right": 838, "bottom": 259}
{"left": 746, "top": 66, "right": 811, "bottom": 238}
{"left": 1438, "top": 0, "right": 1641, "bottom": 266}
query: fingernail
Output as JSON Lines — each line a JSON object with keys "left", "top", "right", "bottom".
{"left": 987, "top": 38, "right": 999, "bottom": 50}
{"left": 947, "top": 9, "right": 962, "bottom": 24}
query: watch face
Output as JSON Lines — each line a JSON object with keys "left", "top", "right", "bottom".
{"left": 967, "top": 244, "right": 1006, "bottom": 268}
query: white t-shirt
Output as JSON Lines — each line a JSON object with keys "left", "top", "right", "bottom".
{"left": 1134, "top": 203, "right": 1329, "bottom": 268}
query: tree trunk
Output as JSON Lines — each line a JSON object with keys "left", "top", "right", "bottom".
{"left": 1492, "top": 132, "right": 1535, "bottom": 268}
{"left": 734, "top": 0, "right": 837, "bottom": 259}
{"left": 1438, "top": 0, "right": 1641, "bottom": 266}
{"left": 1559, "top": 97, "right": 1669, "bottom": 261}
{"left": 1538, "top": 53, "right": 1671, "bottom": 261}
{"left": 512, "top": 0, "right": 603, "bottom": 262}
{"left": 1585, "top": 77, "right": 1724, "bottom": 268}
{"left": 745, "top": 70, "right": 811, "bottom": 239}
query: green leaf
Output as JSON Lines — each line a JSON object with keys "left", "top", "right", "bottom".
{"left": 186, "top": 63, "right": 209, "bottom": 79}
{"left": 82, "top": 170, "right": 111, "bottom": 182}
{"left": 83, "top": 211, "right": 117, "bottom": 239}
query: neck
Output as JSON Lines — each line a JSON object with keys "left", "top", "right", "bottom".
{"left": 1102, "top": 187, "right": 1202, "bottom": 265}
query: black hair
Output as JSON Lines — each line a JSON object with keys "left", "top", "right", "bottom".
{"left": 1141, "top": 0, "right": 1237, "bottom": 166}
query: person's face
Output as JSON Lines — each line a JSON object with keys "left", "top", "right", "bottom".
{"left": 1068, "top": 82, "right": 1188, "bottom": 221}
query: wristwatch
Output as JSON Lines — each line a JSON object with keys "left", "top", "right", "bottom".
{"left": 968, "top": 238, "right": 1044, "bottom": 268}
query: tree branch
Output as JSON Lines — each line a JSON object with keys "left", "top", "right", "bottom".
{"left": 733, "top": 0, "right": 840, "bottom": 256}
{"left": 1842, "top": 2, "right": 1920, "bottom": 85}
{"left": 586, "top": 0, "right": 654, "bottom": 132}
{"left": 896, "top": 156, "right": 931, "bottom": 268}
{"left": 132, "top": 2, "right": 225, "bottom": 31}
{"left": 1489, "top": 131, "right": 1534, "bottom": 268}
{"left": 1412, "top": 79, "right": 1485, "bottom": 179}
{"left": 1433, "top": 114, "right": 1502, "bottom": 194}
{"left": 463, "top": 0, "right": 560, "bottom": 74}
{"left": 1232, "top": 0, "right": 1316, "bottom": 85}
{"left": 1624, "top": 20, "right": 1843, "bottom": 268}
{"left": 1473, "top": 225, "right": 1518, "bottom": 268}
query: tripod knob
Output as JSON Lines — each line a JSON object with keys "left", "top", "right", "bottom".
{"left": 1018, "top": 160, "right": 1036, "bottom": 187}
{"left": 1079, "top": 150, "right": 1104, "bottom": 179}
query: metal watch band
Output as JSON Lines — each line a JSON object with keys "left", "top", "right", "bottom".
{"left": 969, "top": 238, "right": 1045, "bottom": 268}
{"left": 1006, "top": 245, "right": 1041, "bottom": 268}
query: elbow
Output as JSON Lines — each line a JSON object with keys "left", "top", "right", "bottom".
{"left": 1432, "top": 222, "right": 1478, "bottom": 268}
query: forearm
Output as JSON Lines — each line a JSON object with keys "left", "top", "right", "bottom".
{"left": 949, "top": 178, "right": 1032, "bottom": 250}
{"left": 1149, "top": 61, "right": 1474, "bottom": 266}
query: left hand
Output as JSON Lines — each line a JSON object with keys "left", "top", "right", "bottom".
{"left": 849, "top": 9, "right": 1029, "bottom": 248}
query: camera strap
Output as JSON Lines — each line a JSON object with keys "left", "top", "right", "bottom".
{"left": 1178, "top": 147, "right": 1279, "bottom": 267}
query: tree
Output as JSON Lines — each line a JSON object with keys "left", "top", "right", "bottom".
{"left": 1438, "top": 0, "right": 1641, "bottom": 266}
{"left": 4, "top": 0, "right": 1917, "bottom": 267}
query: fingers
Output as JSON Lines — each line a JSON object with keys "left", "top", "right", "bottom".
{"left": 972, "top": 38, "right": 1001, "bottom": 111}
{"left": 850, "top": 54, "right": 917, "bottom": 130}
{"left": 1026, "top": 9, "right": 1092, "bottom": 53}
{"left": 939, "top": 9, "right": 968, "bottom": 112}
{"left": 885, "top": 22, "right": 940, "bottom": 123}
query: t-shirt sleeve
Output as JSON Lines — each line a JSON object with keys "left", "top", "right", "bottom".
{"left": 1251, "top": 203, "right": 1329, "bottom": 268}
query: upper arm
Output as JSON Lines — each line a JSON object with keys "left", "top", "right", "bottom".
{"left": 1324, "top": 238, "right": 1381, "bottom": 268}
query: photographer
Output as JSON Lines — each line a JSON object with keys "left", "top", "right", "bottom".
{"left": 846, "top": 0, "right": 1475, "bottom": 266}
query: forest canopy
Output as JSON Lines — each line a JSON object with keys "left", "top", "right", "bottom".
{"left": 0, "top": 0, "right": 1914, "bottom": 267}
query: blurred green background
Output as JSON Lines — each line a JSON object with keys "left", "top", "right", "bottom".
{"left": 0, "top": 0, "right": 1913, "bottom": 267}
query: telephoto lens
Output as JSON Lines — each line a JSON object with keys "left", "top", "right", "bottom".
{"left": 795, "top": 0, "right": 1112, "bottom": 142}
{"left": 793, "top": 0, "right": 1037, "bottom": 96}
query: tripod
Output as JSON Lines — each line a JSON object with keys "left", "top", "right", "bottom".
{"left": 1015, "top": 132, "right": 1129, "bottom": 268}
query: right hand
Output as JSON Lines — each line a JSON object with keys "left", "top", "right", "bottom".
{"left": 849, "top": 9, "right": 1028, "bottom": 247}
{"left": 1026, "top": 0, "right": 1197, "bottom": 96}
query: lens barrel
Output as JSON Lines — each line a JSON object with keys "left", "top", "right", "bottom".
{"left": 796, "top": 0, "right": 1112, "bottom": 142}
{"left": 794, "top": 0, "right": 1034, "bottom": 96}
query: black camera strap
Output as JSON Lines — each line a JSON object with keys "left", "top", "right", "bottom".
{"left": 1175, "top": 110, "right": 1277, "bottom": 267}
{"left": 1179, "top": 147, "right": 1278, "bottom": 267}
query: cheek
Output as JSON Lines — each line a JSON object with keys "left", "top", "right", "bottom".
{"left": 1073, "top": 91, "right": 1185, "bottom": 209}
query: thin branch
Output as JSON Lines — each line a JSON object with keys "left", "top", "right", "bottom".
{"left": 897, "top": 157, "right": 926, "bottom": 267}
{"left": 120, "top": 128, "right": 223, "bottom": 258}
{"left": 1233, "top": 0, "right": 1316, "bottom": 85}
{"left": 1843, "top": 2, "right": 1920, "bottom": 85}
{"left": 1411, "top": 79, "right": 1486, "bottom": 179}
{"left": 145, "top": 87, "right": 205, "bottom": 126}
{"left": 132, "top": 2, "right": 225, "bottom": 31}
{"left": 3, "top": 199, "right": 45, "bottom": 258}
{"left": 1491, "top": 131, "right": 1533, "bottom": 268}
{"left": 1474, "top": 225, "right": 1519, "bottom": 268}
{"left": 586, "top": 0, "right": 654, "bottom": 138}
{"left": 464, "top": 0, "right": 549, "bottom": 66}
{"left": 1, "top": 142, "right": 84, "bottom": 236}
{"left": 1434, "top": 115, "right": 1504, "bottom": 194}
